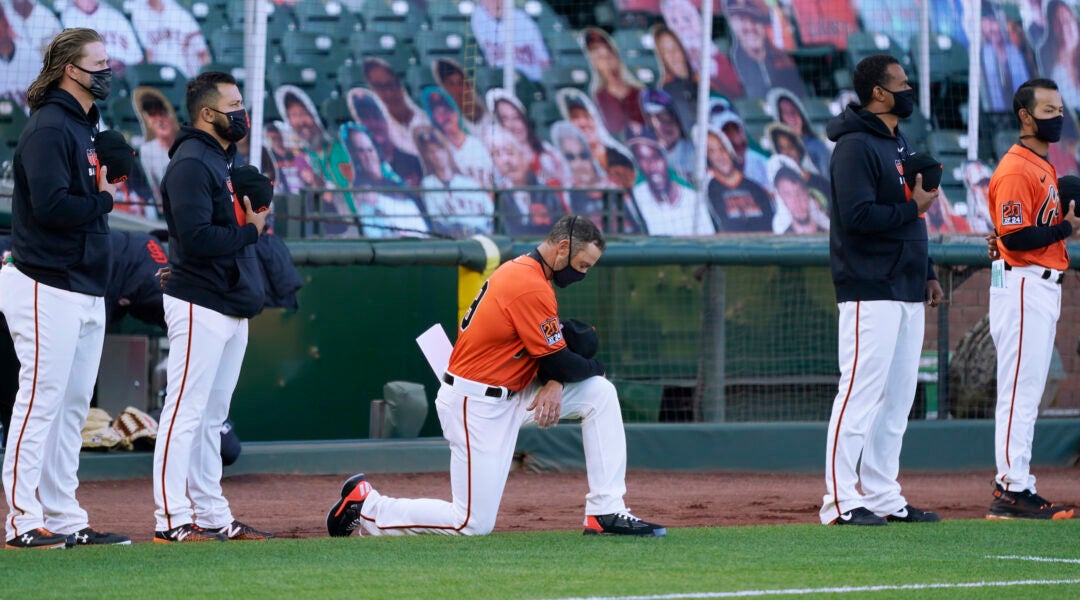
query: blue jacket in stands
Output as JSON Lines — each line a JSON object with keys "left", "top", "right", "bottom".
{"left": 161, "top": 126, "right": 264, "bottom": 318}
{"left": 826, "top": 104, "right": 936, "bottom": 304}
{"left": 10, "top": 89, "right": 113, "bottom": 296}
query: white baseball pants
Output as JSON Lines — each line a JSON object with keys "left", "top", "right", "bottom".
{"left": 153, "top": 296, "right": 246, "bottom": 532}
{"left": 989, "top": 267, "right": 1061, "bottom": 493}
{"left": 357, "top": 375, "right": 628, "bottom": 536}
{"left": 821, "top": 300, "right": 924, "bottom": 523}
{"left": 1, "top": 265, "right": 105, "bottom": 541}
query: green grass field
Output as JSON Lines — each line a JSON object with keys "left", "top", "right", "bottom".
{"left": 2, "top": 520, "right": 1079, "bottom": 599}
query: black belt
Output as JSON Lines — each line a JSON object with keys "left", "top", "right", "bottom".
{"left": 1004, "top": 263, "right": 1064, "bottom": 284}
{"left": 442, "top": 373, "right": 511, "bottom": 399}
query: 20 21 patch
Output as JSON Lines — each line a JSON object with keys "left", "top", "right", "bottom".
{"left": 540, "top": 318, "right": 563, "bottom": 346}
{"left": 1001, "top": 201, "right": 1023, "bottom": 226}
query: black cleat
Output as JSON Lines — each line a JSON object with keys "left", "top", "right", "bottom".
{"left": 583, "top": 511, "right": 666, "bottom": 537}
{"left": 831, "top": 506, "right": 887, "bottom": 526}
{"left": 326, "top": 473, "right": 372, "bottom": 537}
{"left": 886, "top": 504, "right": 941, "bottom": 523}
{"left": 154, "top": 523, "right": 228, "bottom": 543}
{"left": 5, "top": 528, "right": 68, "bottom": 549}
{"left": 67, "top": 527, "right": 131, "bottom": 546}
{"left": 987, "top": 483, "right": 1074, "bottom": 520}
{"left": 214, "top": 520, "right": 274, "bottom": 541}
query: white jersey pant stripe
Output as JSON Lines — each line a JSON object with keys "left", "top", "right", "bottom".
{"left": 358, "top": 375, "right": 628, "bottom": 536}
{"left": 821, "top": 300, "right": 923, "bottom": 524}
{"left": 1, "top": 266, "right": 104, "bottom": 541}
{"left": 153, "top": 296, "right": 247, "bottom": 531}
{"left": 989, "top": 271, "right": 1060, "bottom": 493}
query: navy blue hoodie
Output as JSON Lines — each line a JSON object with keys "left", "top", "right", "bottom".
{"left": 161, "top": 126, "right": 264, "bottom": 318}
{"left": 10, "top": 89, "right": 113, "bottom": 296}
{"left": 826, "top": 105, "right": 936, "bottom": 303}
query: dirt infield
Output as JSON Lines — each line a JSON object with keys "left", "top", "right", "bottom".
{"left": 71, "top": 467, "right": 1080, "bottom": 542}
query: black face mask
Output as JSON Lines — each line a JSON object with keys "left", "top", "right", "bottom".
{"left": 883, "top": 87, "right": 915, "bottom": 119}
{"left": 209, "top": 107, "right": 250, "bottom": 143}
{"left": 1030, "top": 114, "right": 1064, "bottom": 143}
{"left": 71, "top": 63, "right": 112, "bottom": 100}
{"left": 552, "top": 216, "right": 587, "bottom": 288}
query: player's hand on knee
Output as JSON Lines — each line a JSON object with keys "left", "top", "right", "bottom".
{"left": 528, "top": 381, "right": 564, "bottom": 429}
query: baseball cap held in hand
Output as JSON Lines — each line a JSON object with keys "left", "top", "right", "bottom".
{"left": 562, "top": 318, "right": 599, "bottom": 359}
{"left": 903, "top": 152, "right": 943, "bottom": 192}
{"left": 1058, "top": 175, "right": 1080, "bottom": 217}
{"left": 230, "top": 165, "right": 274, "bottom": 213}
{"left": 94, "top": 130, "right": 135, "bottom": 183}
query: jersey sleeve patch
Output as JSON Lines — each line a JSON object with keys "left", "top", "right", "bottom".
{"left": 540, "top": 317, "right": 563, "bottom": 346}
{"left": 1001, "top": 201, "right": 1023, "bottom": 226}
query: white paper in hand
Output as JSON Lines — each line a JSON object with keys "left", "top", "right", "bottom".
{"left": 416, "top": 324, "right": 453, "bottom": 377}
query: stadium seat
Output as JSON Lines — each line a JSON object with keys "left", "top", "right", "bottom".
{"left": 201, "top": 62, "right": 245, "bottom": 84}
{"left": 426, "top": 0, "right": 471, "bottom": 28}
{"left": 515, "top": 73, "right": 547, "bottom": 108}
{"left": 733, "top": 98, "right": 772, "bottom": 129}
{"left": 528, "top": 99, "right": 561, "bottom": 139}
{"left": 126, "top": 63, "right": 188, "bottom": 111}
{"left": 909, "top": 34, "right": 968, "bottom": 85}
{"left": 348, "top": 30, "right": 416, "bottom": 69}
{"left": 293, "top": 0, "right": 362, "bottom": 40}
{"left": 261, "top": 92, "right": 281, "bottom": 123}
{"left": 320, "top": 95, "right": 353, "bottom": 130}
{"left": 267, "top": 63, "right": 337, "bottom": 106}
{"left": 624, "top": 54, "right": 658, "bottom": 87}
{"left": 279, "top": 30, "right": 350, "bottom": 68}
{"left": 415, "top": 30, "right": 469, "bottom": 64}
{"left": 362, "top": 1, "right": 425, "bottom": 44}
{"left": 546, "top": 29, "right": 585, "bottom": 58}
{"left": 224, "top": 0, "right": 296, "bottom": 40}
{"left": 523, "top": 0, "right": 570, "bottom": 37}
{"left": 612, "top": 29, "right": 654, "bottom": 60}
{"left": 0, "top": 122, "right": 19, "bottom": 167}
{"left": 802, "top": 96, "right": 834, "bottom": 127}
{"left": 899, "top": 109, "right": 931, "bottom": 153}
{"left": 208, "top": 28, "right": 246, "bottom": 65}
{"left": 0, "top": 99, "right": 29, "bottom": 130}
{"left": 992, "top": 129, "right": 1019, "bottom": 159}
{"left": 336, "top": 63, "right": 368, "bottom": 91}
{"left": 939, "top": 156, "right": 966, "bottom": 186}
{"left": 927, "top": 130, "right": 970, "bottom": 159}
{"left": 544, "top": 64, "right": 592, "bottom": 98}
{"left": 846, "top": 31, "right": 910, "bottom": 70}
{"left": 106, "top": 96, "right": 144, "bottom": 139}
{"left": 405, "top": 64, "right": 439, "bottom": 98}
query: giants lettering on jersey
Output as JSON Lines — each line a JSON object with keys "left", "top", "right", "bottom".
{"left": 540, "top": 318, "right": 562, "bottom": 346}
{"left": 1035, "top": 185, "right": 1060, "bottom": 226}
{"left": 1001, "top": 201, "right": 1023, "bottom": 225}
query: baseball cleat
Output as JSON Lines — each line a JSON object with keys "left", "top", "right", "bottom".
{"left": 583, "top": 511, "right": 666, "bottom": 537}
{"left": 326, "top": 473, "right": 372, "bottom": 537}
{"left": 830, "top": 507, "right": 887, "bottom": 526}
{"left": 153, "top": 523, "right": 228, "bottom": 543}
{"left": 214, "top": 520, "right": 274, "bottom": 541}
{"left": 885, "top": 504, "right": 941, "bottom": 523}
{"left": 67, "top": 527, "right": 131, "bottom": 546}
{"left": 987, "top": 483, "right": 1074, "bottom": 520}
{"left": 4, "top": 528, "right": 68, "bottom": 549}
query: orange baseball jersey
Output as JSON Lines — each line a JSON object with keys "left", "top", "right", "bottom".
{"left": 989, "top": 144, "right": 1069, "bottom": 271}
{"left": 448, "top": 255, "right": 566, "bottom": 391}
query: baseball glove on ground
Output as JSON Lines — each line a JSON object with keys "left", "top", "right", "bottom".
{"left": 113, "top": 406, "right": 158, "bottom": 451}
{"left": 82, "top": 408, "right": 125, "bottom": 451}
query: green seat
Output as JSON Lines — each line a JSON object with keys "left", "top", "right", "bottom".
{"left": 847, "top": 31, "right": 910, "bottom": 70}
{"left": 926, "top": 130, "right": 970, "bottom": 159}
{"left": 267, "top": 63, "right": 337, "bottom": 107}
{"left": 802, "top": 96, "right": 835, "bottom": 127}
{"left": 544, "top": 64, "right": 592, "bottom": 98}
{"left": 279, "top": 30, "right": 349, "bottom": 68}
{"left": 0, "top": 121, "right": 22, "bottom": 166}
{"left": 528, "top": 99, "right": 561, "bottom": 138}
{"left": 208, "top": 28, "right": 246, "bottom": 65}
{"left": 200, "top": 62, "right": 245, "bottom": 84}
{"left": 348, "top": 30, "right": 415, "bottom": 71}
{"left": 939, "top": 156, "right": 966, "bottom": 186}
{"left": 612, "top": 28, "right": 654, "bottom": 60}
{"left": 336, "top": 63, "right": 368, "bottom": 91}
{"left": 405, "top": 64, "right": 439, "bottom": 98}
{"left": 320, "top": 95, "right": 353, "bottom": 130}
{"left": 415, "top": 30, "right": 468, "bottom": 64}
{"left": 909, "top": 34, "right": 967, "bottom": 85}
{"left": 126, "top": 63, "right": 188, "bottom": 110}
{"left": 362, "top": 2, "right": 425, "bottom": 44}
{"left": 426, "top": 1, "right": 470, "bottom": 28}
{"left": 624, "top": 54, "right": 658, "bottom": 87}
{"left": 0, "top": 99, "right": 29, "bottom": 130}
{"left": 106, "top": 96, "right": 144, "bottom": 139}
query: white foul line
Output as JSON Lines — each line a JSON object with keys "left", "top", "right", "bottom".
{"left": 991, "top": 555, "right": 1080, "bottom": 565}
{"left": 554, "top": 578, "right": 1080, "bottom": 599}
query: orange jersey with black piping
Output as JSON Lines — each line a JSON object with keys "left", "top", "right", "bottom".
{"left": 448, "top": 255, "right": 566, "bottom": 391}
{"left": 989, "top": 144, "right": 1069, "bottom": 271}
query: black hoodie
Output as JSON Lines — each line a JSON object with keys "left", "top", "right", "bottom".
{"left": 160, "top": 126, "right": 264, "bottom": 319}
{"left": 826, "top": 105, "right": 936, "bottom": 303}
{"left": 10, "top": 88, "right": 113, "bottom": 296}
